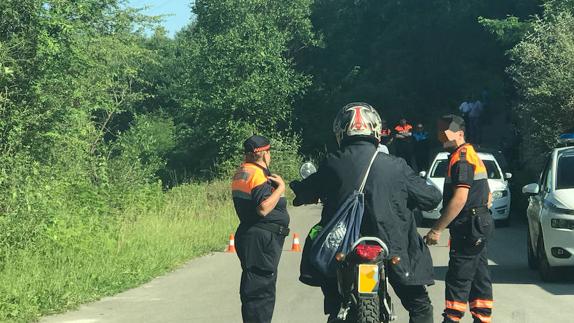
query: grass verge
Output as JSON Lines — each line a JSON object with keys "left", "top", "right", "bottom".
{"left": 0, "top": 181, "right": 238, "bottom": 322}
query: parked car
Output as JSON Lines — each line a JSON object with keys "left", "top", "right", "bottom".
{"left": 523, "top": 145, "right": 574, "bottom": 281}
{"left": 419, "top": 151, "right": 512, "bottom": 225}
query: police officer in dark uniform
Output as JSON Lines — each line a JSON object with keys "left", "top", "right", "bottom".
{"left": 291, "top": 103, "right": 443, "bottom": 323}
{"left": 231, "top": 135, "right": 290, "bottom": 323}
{"left": 424, "top": 115, "right": 494, "bottom": 323}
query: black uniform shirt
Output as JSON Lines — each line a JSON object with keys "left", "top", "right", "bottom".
{"left": 231, "top": 163, "right": 289, "bottom": 227}
{"left": 443, "top": 144, "right": 491, "bottom": 213}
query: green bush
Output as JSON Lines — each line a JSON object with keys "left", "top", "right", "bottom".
{"left": 508, "top": 10, "right": 574, "bottom": 172}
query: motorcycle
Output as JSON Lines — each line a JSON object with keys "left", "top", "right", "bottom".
{"left": 298, "top": 162, "right": 397, "bottom": 323}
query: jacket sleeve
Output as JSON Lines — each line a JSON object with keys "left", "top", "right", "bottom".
{"left": 402, "top": 160, "right": 442, "bottom": 211}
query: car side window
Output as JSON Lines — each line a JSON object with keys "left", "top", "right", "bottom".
{"left": 539, "top": 155, "right": 551, "bottom": 192}
{"left": 544, "top": 161, "right": 553, "bottom": 192}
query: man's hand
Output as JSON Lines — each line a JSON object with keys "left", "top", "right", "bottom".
{"left": 268, "top": 174, "right": 285, "bottom": 194}
{"left": 258, "top": 174, "right": 286, "bottom": 217}
{"left": 424, "top": 229, "right": 441, "bottom": 246}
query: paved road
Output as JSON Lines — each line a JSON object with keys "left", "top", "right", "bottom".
{"left": 42, "top": 205, "right": 574, "bottom": 323}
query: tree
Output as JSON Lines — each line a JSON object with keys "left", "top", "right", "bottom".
{"left": 294, "top": 0, "right": 541, "bottom": 153}
{"left": 508, "top": 9, "right": 574, "bottom": 171}
{"left": 170, "top": 0, "right": 317, "bottom": 176}
{"left": 0, "top": 0, "right": 165, "bottom": 261}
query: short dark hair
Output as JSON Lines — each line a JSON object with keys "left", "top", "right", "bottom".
{"left": 440, "top": 114, "right": 465, "bottom": 132}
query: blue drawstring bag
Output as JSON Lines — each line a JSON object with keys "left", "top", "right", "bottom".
{"left": 308, "top": 151, "right": 379, "bottom": 277}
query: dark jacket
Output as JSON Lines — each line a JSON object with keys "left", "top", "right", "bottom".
{"left": 292, "top": 139, "right": 442, "bottom": 286}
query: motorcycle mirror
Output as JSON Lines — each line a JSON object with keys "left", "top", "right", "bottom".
{"left": 299, "top": 162, "right": 317, "bottom": 179}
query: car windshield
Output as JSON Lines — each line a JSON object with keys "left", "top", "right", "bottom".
{"left": 556, "top": 152, "right": 574, "bottom": 190}
{"left": 484, "top": 160, "right": 501, "bottom": 179}
{"left": 430, "top": 159, "right": 501, "bottom": 179}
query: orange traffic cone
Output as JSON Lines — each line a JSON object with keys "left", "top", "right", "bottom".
{"left": 227, "top": 234, "right": 236, "bottom": 253}
{"left": 291, "top": 233, "right": 302, "bottom": 252}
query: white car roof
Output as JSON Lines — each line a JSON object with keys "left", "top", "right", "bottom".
{"left": 555, "top": 146, "right": 574, "bottom": 154}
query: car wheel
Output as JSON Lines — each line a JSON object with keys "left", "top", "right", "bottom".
{"left": 537, "top": 235, "right": 559, "bottom": 282}
{"left": 526, "top": 226, "right": 537, "bottom": 270}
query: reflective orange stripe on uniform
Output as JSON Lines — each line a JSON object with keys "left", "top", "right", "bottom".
{"left": 395, "top": 124, "right": 413, "bottom": 132}
{"left": 445, "top": 300, "right": 467, "bottom": 312}
{"left": 231, "top": 163, "right": 267, "bottom": 200}
{"left": 446, "top": 314, "right": 461, "bottom": 322}
{"left": 447, "top": 144, "right": 487, "bottom": 180}
{"left": 470, "top": 299, "right": 493, "bottom": 309}
{"left": 471, "top": 311, "right": 492, "bottom": 323}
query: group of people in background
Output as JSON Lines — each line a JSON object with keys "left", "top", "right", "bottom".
{"left": 379, "top": 91, "right": 489, "bottom": 173}
{"left": 458, "top": 91, "right": 488, "bottom": 145}
{"left": 380, "top": 118, "right": 430, "bottom": 172}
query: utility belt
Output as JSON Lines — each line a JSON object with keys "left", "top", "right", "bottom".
{"left": 451, "top": 205, "right": 490, "bottom": 226}
{"left": 253, "top": 222, "right": 290, "bottom": 237}
{"left": 451, "top": 205, "right": 494, "bottom": 253}
{"left": 461, "top": 206, "right": 490, "bottom": 216}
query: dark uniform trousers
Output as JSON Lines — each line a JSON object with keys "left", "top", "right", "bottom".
{"left": 443, "top": 238, "right": 493, "bottom": 323}
{"left": 321, "top": 278, "right": 434, "bottom": 323}
{"left": 236, "top": 225, "right": 285, "bottom": 323}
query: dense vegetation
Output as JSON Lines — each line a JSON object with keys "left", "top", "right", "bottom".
{"left": 0, "top": 0, "right": 572, "bottom": 321}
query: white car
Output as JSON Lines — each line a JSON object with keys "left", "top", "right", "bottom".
{"left": 523, "top": 145, "right": 574, "bottom": 281}
{"left": 419, "top": 151, "right": 512, "bottom": 225}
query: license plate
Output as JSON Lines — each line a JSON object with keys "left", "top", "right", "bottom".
{"left": 358, "top": 264, "right": 379, "bottom": 294}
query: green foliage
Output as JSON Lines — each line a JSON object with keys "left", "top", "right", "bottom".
{"left": 479, "top": 16, "right": 534, "bottom": 47}
{"left": 544, "top": 0, "right": 574, "bottom": 15}
{"left": 508, "top": 10, "right": 574, "bottom": 171}
{"left": 170, "top": 0, "right": 317, "bottom": 176}
{"left": 0, "top": 181, "right": 237, "bottom": 322}
{"left": 295, "top": 0, "right": 541, "bottom": 153}
{"left": 108, "top": 115, "right": 176, "bottom": 189}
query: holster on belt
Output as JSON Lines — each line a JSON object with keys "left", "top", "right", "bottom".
{"left": 451, "top": 206, "right": 494, "bottom": 249}
{"left": 254, "top": 222, "right": 290, "bottom": 236}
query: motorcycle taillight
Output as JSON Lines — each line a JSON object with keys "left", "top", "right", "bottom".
{"left": 355, "top": 244, "right": 383, "bottom": 261}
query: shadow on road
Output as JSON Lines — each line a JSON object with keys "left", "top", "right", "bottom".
{"left": 432, "top": 222, "right": 574, "bottom": 295}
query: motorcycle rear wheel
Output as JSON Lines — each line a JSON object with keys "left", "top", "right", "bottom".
{"left": 356, "top": 296, "right": 380, "bottom": 323}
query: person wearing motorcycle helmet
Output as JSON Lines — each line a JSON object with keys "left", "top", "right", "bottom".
{"left": 231, "top": 135, "right": 290, "bottom": 323}
{"left": 291, "top": 102, "right": 442, "bottom": 323}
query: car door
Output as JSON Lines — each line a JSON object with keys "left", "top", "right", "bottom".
{"left": 529, "top": 154, "right": 552, "bottom": 248}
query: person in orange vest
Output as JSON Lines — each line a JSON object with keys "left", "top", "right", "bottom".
{"left": 231, "top": 135, "right": 291, "bottom": 323}
{"left": 379, "top": 119, "right": 393, "bottom": 154}
{"left": 380, "top": 119, "right": 394, "bottom": 146}
{"left": 394, "top": 118, "right": 415, "bottom": 169}
{"left": 424, "top": 115, "right": 494, "bottom": 323}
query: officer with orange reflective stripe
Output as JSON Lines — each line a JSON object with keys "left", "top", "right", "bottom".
{"left": 424, "top": 115, "right": 495, "bottom": 323}
{"left": 395, "top": 118, "right": 415, "bottom": 168}
{"left": 231, "top": 135, "right": 290, "bottom": 323}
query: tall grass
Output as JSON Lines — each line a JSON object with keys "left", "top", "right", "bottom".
{"left": 0, "top": 181, "right": 238, "bottom": 322}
